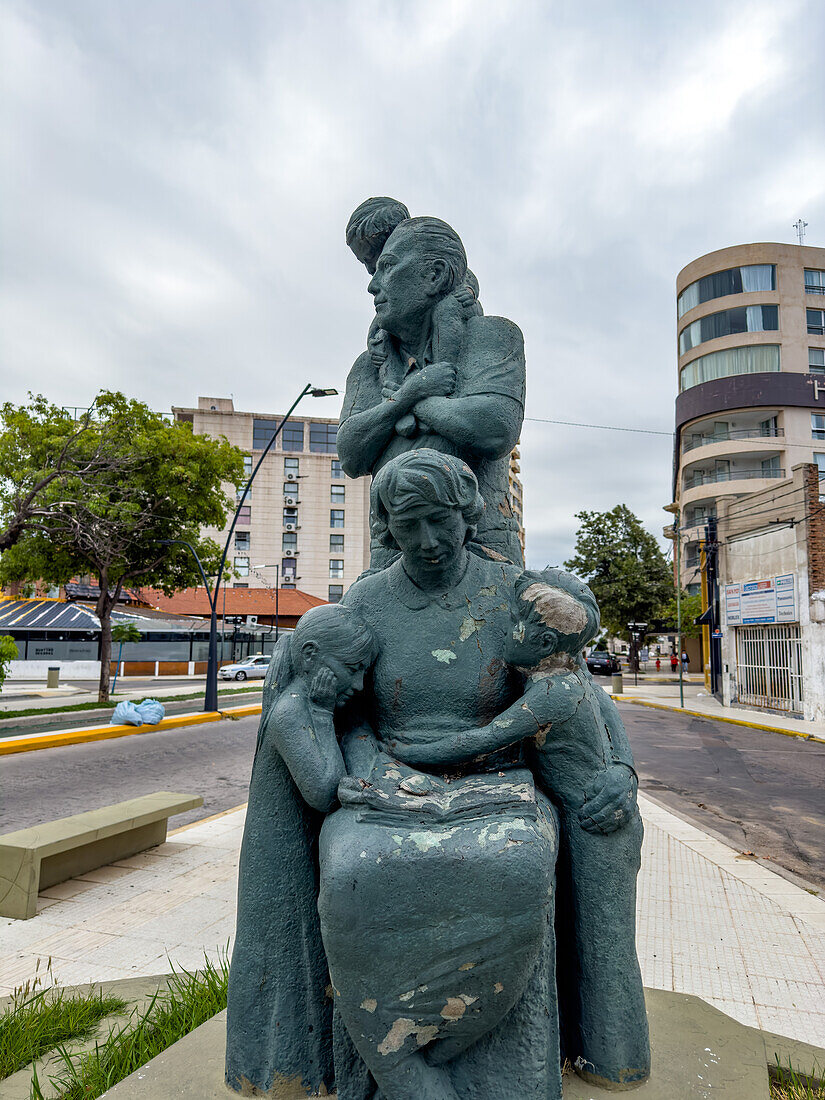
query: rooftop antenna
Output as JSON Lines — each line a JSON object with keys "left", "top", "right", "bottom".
{"left": 793, "top": 218, "right": 808, "bottom": 245}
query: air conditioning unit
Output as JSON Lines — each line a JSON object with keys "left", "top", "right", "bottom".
{"left": 286, "top": 473, "right": 297, "bottom": 482}
{"left": 283, "top": 549, "right": 296, "bottom": 558}
{"left": 285, "top": 522, "right": 296, "bottom": 532}
{"left": 246, "top": 615, "right": 258, "bottom": 626}
{"left": 284, "top": 496, "right": 297, "bottom": 506}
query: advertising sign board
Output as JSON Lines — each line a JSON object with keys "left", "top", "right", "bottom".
{"left": 724, "top": 574, "right": 797, "bottom": 626}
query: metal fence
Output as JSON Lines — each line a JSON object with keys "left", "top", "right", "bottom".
{"left": 735, "top": 625, "right": 804, "bottom": 713}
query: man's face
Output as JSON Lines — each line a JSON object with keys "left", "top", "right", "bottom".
{"left": 367, "top": 229, "right": 437, "bottom": 338}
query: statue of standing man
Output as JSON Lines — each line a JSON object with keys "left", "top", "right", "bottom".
{"left": 338, "top": 198, "right": 526, "bottom": 567}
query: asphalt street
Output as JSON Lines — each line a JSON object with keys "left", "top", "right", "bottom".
{"left": 2, "top": 705, "right": 823, "bottom": 889}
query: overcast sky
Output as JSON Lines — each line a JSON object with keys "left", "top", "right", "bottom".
{"left": 2, "top": 0, "right": 824, "bottom": 569}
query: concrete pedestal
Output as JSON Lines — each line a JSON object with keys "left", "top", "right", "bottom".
{"left": 100, "top": 987, "right": 825, "bottom": 1099}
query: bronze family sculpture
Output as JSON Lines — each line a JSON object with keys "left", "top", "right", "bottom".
{"left": 226, "top": 202, "right": 650, "bottom": 1099}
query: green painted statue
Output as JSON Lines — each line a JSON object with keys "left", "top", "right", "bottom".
{"left": 225, "top": 201, "right": 650, "bottom": 1099}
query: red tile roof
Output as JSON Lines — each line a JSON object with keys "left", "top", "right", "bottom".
{"left": 138, "top": 586, "right": 327, "bottom": 619}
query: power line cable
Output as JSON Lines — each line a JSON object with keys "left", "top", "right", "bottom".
{"left": 524, "top": 416, "right": 673, "bottom": 437}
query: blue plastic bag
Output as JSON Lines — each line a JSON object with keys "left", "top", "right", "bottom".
{"left": 111, "top": 700, "right": 143, "bottom": 726}
{"left": 136, "top": 698, "right": 165, "bottom": 725}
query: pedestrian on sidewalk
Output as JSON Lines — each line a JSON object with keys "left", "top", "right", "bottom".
{"left": 670, "top": 653, "right": 678, "bottom": 672}
{"left": 655, "top": 657, "right": 661, "bottom": 672}
{"left": 681, "top": 650, "right": 689, "bottom": 673}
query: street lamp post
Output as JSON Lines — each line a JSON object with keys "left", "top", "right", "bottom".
{"left": 161, "top": 384, "right": 337, "bottom": 713}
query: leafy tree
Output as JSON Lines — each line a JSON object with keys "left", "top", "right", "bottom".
{"left": 0, "top": 392, "right": 245, "bottom": 703}
{"left": 0, "top": 396, "right": 124, "bottom": 552}
{"left": 659, "top": 591, "right": 703, "bottom": 638}
{"left": 0, "top": 635, "right": 19, "bottom": 694}
{"left": 564, "top": 504, "right": 673, "bottom": 640}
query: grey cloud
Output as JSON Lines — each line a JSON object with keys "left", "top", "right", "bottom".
{"left": 1, "top": 0, "right": 823, "bottom": 568}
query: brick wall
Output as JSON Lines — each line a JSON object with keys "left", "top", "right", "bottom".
{"left": 805, "top": 464, "right": 825, "bottom": 594}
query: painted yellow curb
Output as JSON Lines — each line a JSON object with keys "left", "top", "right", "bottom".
{"left": 611, "top": 695, "right": 825, "bottom": 744}
{"left": 0, "top": 703, "right": 263, "bottom": 756}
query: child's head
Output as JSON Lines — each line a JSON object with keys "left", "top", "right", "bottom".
{"left": 286, "top": 604, "right": 376, "bottom": 705}
{"left": 346, "top": 196, "right": 410, "bottom": 274}
{"left": 506, "top": 568, "right": 600, "bottom": 668}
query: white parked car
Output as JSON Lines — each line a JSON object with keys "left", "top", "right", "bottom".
{"left": 218, "top": 655, "right": 271, "bottom": 681}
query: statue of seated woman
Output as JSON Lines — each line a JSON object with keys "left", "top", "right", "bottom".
{"left": 226, "top": 450, "right": 647, "bottom": 1100}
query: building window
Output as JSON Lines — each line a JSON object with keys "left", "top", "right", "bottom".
{"left": 252, "top": 418, "right": 277, "bottom": 450}
{"left": 685, "top": 505, "right": 715, "bottom": 528}
{"left": 233, "top": 582, "right": 248, "bottom": 588}
{"left": 282, "top": 582, "right": 296, "bottom": 590}
{"left": 805, "top": 269, "right": 825, "bottom": 294}
{"left": 330, "top": 509, "right": 345, "bottom": 528}
{"left": 236, "top": 505, "right": 251, "bottom": 525}
{"left": 283, "top": 482, "right": 299, "bottom": 498}
{"left": 282, "top": 531, "right": 297, "bottom": 550}
{"left": 331, "top": 484, "right": 345, "bottom": 504}
{"left": 283, "top": 508, "right": 298, "bottom": 526}
{"left": 284, "top": 457, "right": 299, "bottom": 473}
{"left": 310, "top": 423, "right": 338, "bottom": 453}
{"left": 679, "top": 344, "right": 780, "bottom": 392}
{"left": 328, "top": 585, "right": 344, "bottom": 603}
{"left": 281, "top": 557, "right": 297, "bottom": 578}
{"left": 815, "top": 453, "right": 825, "bottom": 479}
{"left": 243, "top": 454, "right": 253, "bottom": 479}
{"left": 761, "top": 455, "right": 780, "bottom": 476}
{"left": 235, "top": 531, "right": 250, "bottom": 551}
{"left": 677, "top": 264, "right": 775, "bottom": 318}
{"left": 810, "top": 348, "right": 825, "bottom": 375}
{"left": 807, "top": 309, "right": 825, "bottom": 336}
{"left": 281, "top": 420, "right": 304, "bottom": 451}
{"left": 813, "top": 414, "right": 825, "bottom": 442}
{"left": 678, "top": 304, "right": 778, "bottom": 355}
{"left": 331, "top": 459, "right": 343, "bottom": 478}
{"left": 236, "top": 484, "right": 251, "bottom": 501}
{"left": 329, "top": 559, "right": 345, "bottom": 579}
{"left": 234, "top": 557, "right": 249, "bottom": 577}
{"left": 330, "top": 534, "right": 344, "bottom": 552}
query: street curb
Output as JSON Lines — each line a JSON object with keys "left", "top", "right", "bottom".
{"left": 0, "top": 703, "right": 263, "bottom": 756}
{"left": 611, "top": 694, "right": 825, "bottom": 744}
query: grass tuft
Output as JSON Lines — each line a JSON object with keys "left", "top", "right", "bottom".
{"left": 0, "top": 963, "right": 125, "bottom": 1080}
{"left": 35, "top": 954, "right": 229, "bottom": 1099}
{"left": 770, "top": 1058, "right": 825, "bottom": 1099}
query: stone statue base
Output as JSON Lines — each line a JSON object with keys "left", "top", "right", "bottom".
{"left": 98, "top": 989, "right": 816, "bottom": 1098}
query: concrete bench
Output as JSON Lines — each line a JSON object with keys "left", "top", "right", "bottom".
{"left": 0, "top": 791, "right": 203, "bottom": 919}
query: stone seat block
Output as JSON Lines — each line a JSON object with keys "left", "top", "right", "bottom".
{"left": 0, "top": 791, "right": 203, "bottom": 920}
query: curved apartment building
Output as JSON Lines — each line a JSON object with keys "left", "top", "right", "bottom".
{"left": 673, "top": 241, "right": 825, "bottom": 590}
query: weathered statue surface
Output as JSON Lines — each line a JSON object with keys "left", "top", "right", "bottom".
{"left": 337, "top": 200, "right": 525, "bottom": 567}
{"left": 226, "top": 205, "right": 649, "bottom": 1099}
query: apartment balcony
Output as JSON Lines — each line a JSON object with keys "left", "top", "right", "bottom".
{"left": 685, "top": 467, "right": 785, "bottom": 490}
{"left": 681, "top": 426, "right": 784, "bottom": 453}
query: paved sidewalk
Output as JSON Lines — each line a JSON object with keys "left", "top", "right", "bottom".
{"left": 609, "top": 681, "right": 825, "bottom": 741}
{"left": 1, "top": 794, "right": 823, "bottom": 1047}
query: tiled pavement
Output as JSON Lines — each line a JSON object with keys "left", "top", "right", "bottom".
{"left": 1, "top": 794, "right": 824, "bottom": 1047}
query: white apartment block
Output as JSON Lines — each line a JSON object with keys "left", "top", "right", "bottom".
{"left": 172, "top": 397, "right": 371, "bottom": 603}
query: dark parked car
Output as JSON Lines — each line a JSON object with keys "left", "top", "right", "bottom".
{"left": 585, "top": 650, "right": 620, "bottom": 676}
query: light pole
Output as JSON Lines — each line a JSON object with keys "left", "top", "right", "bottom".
{"left": 161, "top": 384, "right": 338, "bottom": 712}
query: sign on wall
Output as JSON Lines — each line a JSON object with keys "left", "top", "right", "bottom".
{"left": 724, "top": 574, "right": 797, "bottom": 626}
